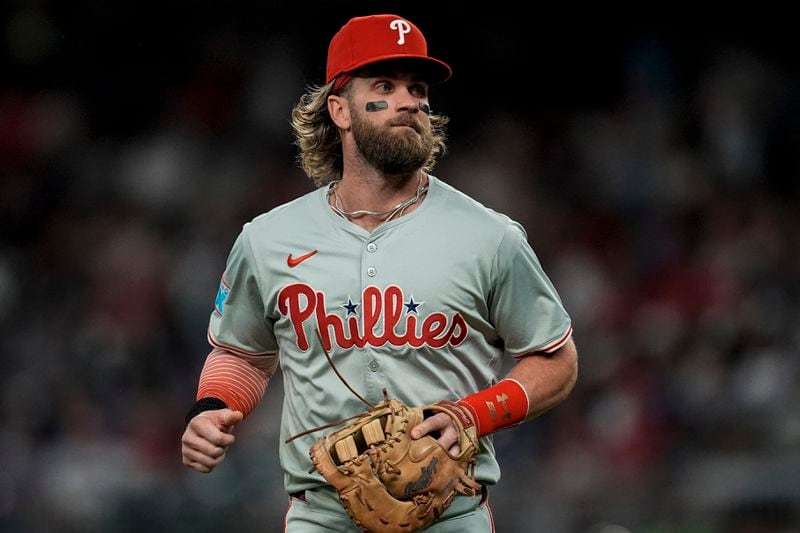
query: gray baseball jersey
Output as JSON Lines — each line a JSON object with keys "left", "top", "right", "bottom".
{"left": 209, "top": 175, "right": 572, "bottom": 494}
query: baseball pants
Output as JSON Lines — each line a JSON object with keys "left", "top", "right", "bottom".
{"left": 284, "top": 485, "right": 494, "bottom": 532}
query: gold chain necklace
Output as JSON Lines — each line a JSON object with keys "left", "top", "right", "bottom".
{"left": 327, "top": 174, "right": 427, "bottom": 222}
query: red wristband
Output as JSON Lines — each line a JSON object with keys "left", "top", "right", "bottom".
{"left": 457, "top": 379, "right": 529, "bottom": 437}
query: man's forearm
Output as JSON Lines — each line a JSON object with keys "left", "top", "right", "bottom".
{"left": 507, "top": 337, "right": 579, "bottom": 420}
{"left": 195, "top": 348, "right": 273, "bottom": 417}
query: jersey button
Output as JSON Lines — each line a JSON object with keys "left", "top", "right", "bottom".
{"left": 369, "top": 360, "right": 380, "bottom": 372}
{"left": 366, "top": 242, "right": 377, "bottom": 253}
{"left": 367, "top": 267, "right": 376, "bottom": 277}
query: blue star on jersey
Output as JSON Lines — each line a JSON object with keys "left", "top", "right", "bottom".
{"left": 404, "top": 296, "right": 423, "bottom": 314}
{"left": 341, "top": 297, "right": 359, "bottom": 316}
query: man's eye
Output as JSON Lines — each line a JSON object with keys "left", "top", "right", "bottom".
{"left": 411, "top": 85, "right": 428, "bottom": 98}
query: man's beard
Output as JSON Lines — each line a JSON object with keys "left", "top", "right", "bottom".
{"left": 351, "top": 109, "right": 435, "bottom": 187}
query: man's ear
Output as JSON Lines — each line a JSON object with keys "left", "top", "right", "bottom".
{"left": 328, "top": 95, "right": 351, "bottom": 130}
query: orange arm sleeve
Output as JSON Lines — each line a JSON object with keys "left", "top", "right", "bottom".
{"left": 196, "top": 348, "right": 276, "bottom": 417}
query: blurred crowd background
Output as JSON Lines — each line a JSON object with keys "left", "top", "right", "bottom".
{"left": 2, "top": 2, "right": 799, "bottom": 532}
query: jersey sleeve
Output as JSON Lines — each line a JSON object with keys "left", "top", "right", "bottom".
{"left": 490, "top": 221, "right": 572, "bottom": 357}
{"left": 208, "top": 223, "right": 278, "bottom": 358}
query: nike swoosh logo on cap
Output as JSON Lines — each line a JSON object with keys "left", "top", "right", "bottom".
{"left": 287, "top": 250, "right": 318, "bottom": 268}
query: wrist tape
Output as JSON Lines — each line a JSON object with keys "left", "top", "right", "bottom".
{"left": 184, "top": 397, "right": 228, "bottom": 427}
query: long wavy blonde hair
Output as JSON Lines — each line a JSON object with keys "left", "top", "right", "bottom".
{"left": 290, "top": 81, "right": 450, "bottom": 187}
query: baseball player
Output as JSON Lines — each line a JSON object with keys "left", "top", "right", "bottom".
{"left": 181, "top": 13, "right": 578, "bottom": 532}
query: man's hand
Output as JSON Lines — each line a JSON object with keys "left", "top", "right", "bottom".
{"left": 411, "top": 406, "right": 476, "bottom": 455}
{"left": 181, "top": 408, "right": 243, "bottom": 473}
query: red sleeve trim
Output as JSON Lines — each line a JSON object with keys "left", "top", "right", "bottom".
{"left": 207, "top": 329, "right": 277, "bottom": 360}
{"left": 513, "top": 324, "right": 573, "bottom": 359}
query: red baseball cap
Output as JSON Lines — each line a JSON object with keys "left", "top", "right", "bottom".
{"left": 326, "top": 14, "right": 452, "bottom": 87}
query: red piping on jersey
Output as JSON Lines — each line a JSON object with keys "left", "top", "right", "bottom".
{"left": 207, "top": 329, "right": 277, "bottom": 359}
{"left": 513, "top": 324, "right": 573, "bottom": 359}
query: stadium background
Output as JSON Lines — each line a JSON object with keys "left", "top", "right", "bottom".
{"left": 1, "top": 2, "right": 798, "bottom": 532}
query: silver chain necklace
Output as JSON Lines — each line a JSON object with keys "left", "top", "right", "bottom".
{"left": 327, "top": 174, "right": 428, "bottom": 222}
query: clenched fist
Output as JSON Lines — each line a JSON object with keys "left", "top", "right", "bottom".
{"left": 181, "top": 408, "right": 243, "bottom": 473}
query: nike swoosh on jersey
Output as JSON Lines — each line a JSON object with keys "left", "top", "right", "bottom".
{"left": 287, "top": 250, "right": 318, "bottom": 268}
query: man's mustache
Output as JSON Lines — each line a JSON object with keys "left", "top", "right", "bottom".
{"left": 387, "top": 115, "right": 424, "bottom": 133}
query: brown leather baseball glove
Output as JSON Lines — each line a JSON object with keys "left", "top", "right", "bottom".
{"left": 309, "top": 398, "right": 481, "bottom": 532}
